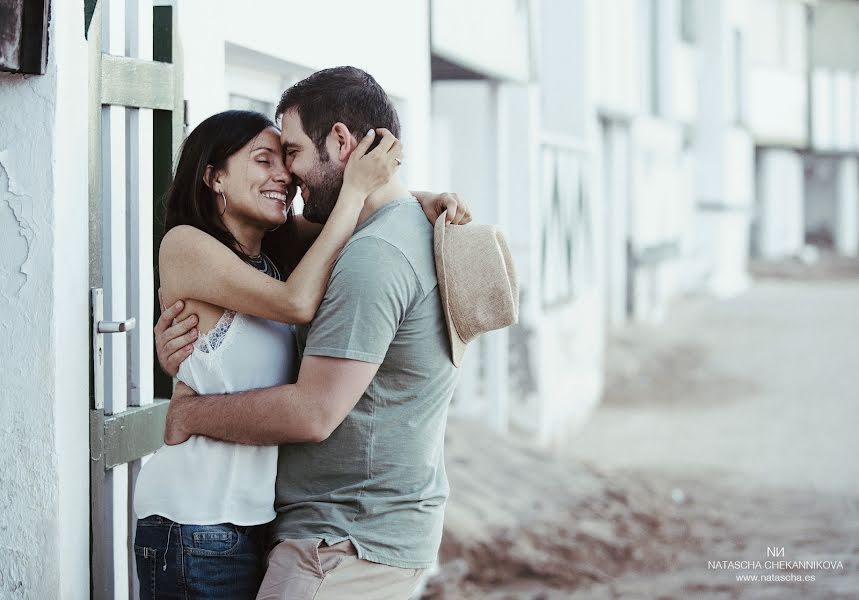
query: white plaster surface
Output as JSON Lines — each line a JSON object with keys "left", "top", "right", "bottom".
{"left": 0, "top": 0, "right": 90, "bottom": 597}
{"left": 0, "top": 71, "right": 62, "bottom": 600}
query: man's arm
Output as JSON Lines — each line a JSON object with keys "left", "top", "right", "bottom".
{"left": 164, "top": 355, "right": 380, "bottom": 446}
{"left": 282, "top": 192, "right": 471, "bottom": 255}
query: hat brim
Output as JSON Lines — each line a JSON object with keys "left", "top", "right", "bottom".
{"left": 434, "top": 213, "right": 467, "bottom": 368}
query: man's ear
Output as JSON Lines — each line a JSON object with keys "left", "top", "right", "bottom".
{"left": 203, "top": 165, "right": 221, "bottom": 193}
{"left": 330, "top": 122, "right": 357, "bottom": 162}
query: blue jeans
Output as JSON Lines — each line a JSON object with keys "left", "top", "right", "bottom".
{"left": 134, "top": 515, "right": 265, "bottom": 600}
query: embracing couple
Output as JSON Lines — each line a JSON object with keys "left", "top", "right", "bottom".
{"left": 133, "top": 66, "right": 518, "bottom": 600}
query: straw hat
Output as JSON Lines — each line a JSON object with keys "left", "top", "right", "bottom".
{"left": 434, "top": 212, "right": 519, "bottom": 367}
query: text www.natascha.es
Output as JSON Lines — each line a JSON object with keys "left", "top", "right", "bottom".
{"left": 734, "top": 573, "right": 815, "bottom": 583}
{"left": 708, "top": 557, "right": 844, "bottom": 584}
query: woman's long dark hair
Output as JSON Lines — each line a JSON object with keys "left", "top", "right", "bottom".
{"left": 164, "top": 110, "right": 297, "bottom": 272}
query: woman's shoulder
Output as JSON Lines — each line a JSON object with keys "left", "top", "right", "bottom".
{"left": 160, "top": 225, "right": 231, "bottom": 262}
{"left": 162, "top": 224, "right": 217, "bottom": 250}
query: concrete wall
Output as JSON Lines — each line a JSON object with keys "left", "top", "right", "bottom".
{"left": 0, "top": 0, "right": 90, "bottom": 597}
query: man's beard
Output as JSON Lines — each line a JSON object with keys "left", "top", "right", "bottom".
{"left": 300, "top": 154, "right": 344, "bottom": 224}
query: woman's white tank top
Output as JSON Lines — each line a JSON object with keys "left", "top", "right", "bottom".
{"left": 133, "top": 310, "right": 296, "bottom": 525}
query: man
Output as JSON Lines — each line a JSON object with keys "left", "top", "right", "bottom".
{"left": 156, "top": 66, "right": 461, "bottom": 599}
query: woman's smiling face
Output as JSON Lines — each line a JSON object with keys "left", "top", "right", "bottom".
{"left": 216, "top": 126, "right": 295, "bottom": 229}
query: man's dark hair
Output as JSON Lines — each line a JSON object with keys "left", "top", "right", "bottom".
{"left": 276, "top": 66, "right": 400, "bottom": 157}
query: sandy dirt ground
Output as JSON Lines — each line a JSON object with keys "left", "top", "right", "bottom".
{"left": 422, "top": 257, "right": 859, "bottom": 599}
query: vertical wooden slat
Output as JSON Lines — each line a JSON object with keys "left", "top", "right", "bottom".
{"left": 126, "top": 0, "right": 154, "bottom": 600}
{"left": 127, "top": 0, "right": 154, "bottom": 410}
{"left": 87, "top": 3, "right": 112, "bottom": 597}
{"left": 103, "top": 2, "right": 130, "bottom": 597}
{"left": 88, "top": 3, "right": 103, "bottom": 290}
{"left": 126, "top": 3, "right": 155, "bottom": 598}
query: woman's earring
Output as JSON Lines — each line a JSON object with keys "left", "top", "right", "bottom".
{"left": 219, "top": 191, "right": 228, "bottom": 216}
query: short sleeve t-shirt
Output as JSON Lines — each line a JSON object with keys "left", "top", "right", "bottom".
{"left": 271, "top": 197, "right": 459, "bottom": 569}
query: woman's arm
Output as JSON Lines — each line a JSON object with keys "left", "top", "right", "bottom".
{"left": 160, "top": 129, "right": 401, "bottom": 325}
{"left": 275, "top": 191, "right": 473, "bottom": 259}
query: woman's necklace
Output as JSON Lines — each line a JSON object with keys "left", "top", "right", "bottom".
{"left": 244, "top": 252, "right": 282, "bottom": 282}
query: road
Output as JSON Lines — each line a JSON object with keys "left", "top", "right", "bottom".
{"left": 427, "top": 271, "right": 859, "bottom": 599}
{"left": 569, "top": 278, "right": 859, "bottom": 495}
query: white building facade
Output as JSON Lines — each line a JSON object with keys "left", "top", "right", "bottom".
{"left": 750, "top": 0, "right": 859, "bottom": 259}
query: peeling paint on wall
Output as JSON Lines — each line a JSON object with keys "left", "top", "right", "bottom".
{"left": 0, "top": 151, "right": 36, "bottom": 299}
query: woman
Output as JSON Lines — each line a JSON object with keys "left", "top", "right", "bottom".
{"left": 133, "top": 110, "right": 464, "bottom": 599}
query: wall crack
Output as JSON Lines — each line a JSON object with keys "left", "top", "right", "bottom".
{"left": 0, "top": 151, "right": 36, "bottom": 299}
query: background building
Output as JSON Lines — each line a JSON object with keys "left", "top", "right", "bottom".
{"left": 1, "top": 0, "right": 857, "bottom": 597}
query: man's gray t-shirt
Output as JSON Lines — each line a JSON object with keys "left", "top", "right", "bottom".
{"left": 271, "top": 197, "right": 459, "bottom": 569}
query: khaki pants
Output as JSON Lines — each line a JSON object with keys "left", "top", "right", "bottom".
{"left": 256, "top": 538, "right": 425, "bottom": 600}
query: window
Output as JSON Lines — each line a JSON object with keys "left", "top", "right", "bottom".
{"left": 229, "top": 93, "right": 275, "bottom": 117}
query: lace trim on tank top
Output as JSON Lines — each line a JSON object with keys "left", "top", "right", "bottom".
{"left": 195, "top": 310, "right": 237, "bottom": 353}
{"left": 192, "top": 252, "right": 280, "bottom": 354}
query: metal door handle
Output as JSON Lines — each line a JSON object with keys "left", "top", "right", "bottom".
{"left": 97, "top": 318, "right": 136, "bottom": 333}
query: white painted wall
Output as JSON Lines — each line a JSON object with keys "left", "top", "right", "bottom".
{"left": 672, "top": 43, "right": 699, "bottom": 124}
{"left": 600, "top": 120, "right": 631, "bottom": 330}
{"left": 592, "top": 0, "right": 644, "bottom": 116}
{"left": 748, "top": 68, "right": 807, "bottom": 145}
{"left": 812, "top": 67, "right": 859, "bottom": 152}
{"left": 430, "top": 0, "right": 606, "bottom": 446}
{"left": 835, "top": 156, "right": 859, "bottom": 256}
{"left": 745, "top": 0, "right": 806, "bottom": 144}
{"left": 430, "top": 81, "right": 511, "bottom": 431}
{"left": 179, "top": 0, "right": 432, "bottom": 188}
{"left": 541, "top": 0, "right": 589, "bottom": 138}
{"left": 756, "top": 149, "right": 805, "bottom": 259}
{"left": 0, "top": 1, "right": 90, "bottom": 598}
{"left": 693, "top": 0, "right": 753, "bottom": 297}
{"left": 432, "top": 0, "right": 531, "bottom": 82}
{"left": 629, "top": 117, "right": 685, "bottom": 322}
{"left": 809, "top": 0, "right": 859, "bottom": 153}
{"left": 498, "top": 84, "right": 546, "bottom": 438}
{"left": 533, "top": 0, "right": 604, "bottom": 444}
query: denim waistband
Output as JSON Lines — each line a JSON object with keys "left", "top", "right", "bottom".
{"left": 137, "top": 514, "right": 262, "bottom": 535}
